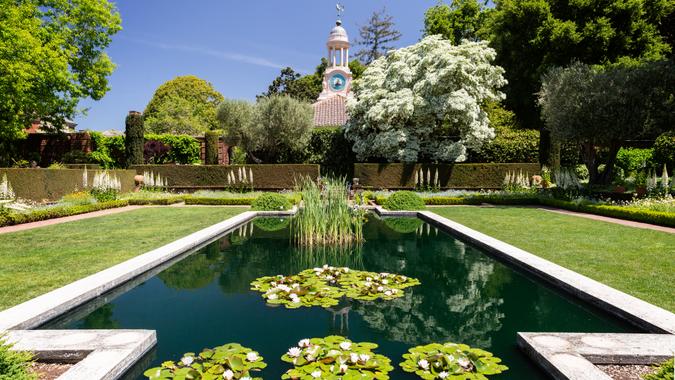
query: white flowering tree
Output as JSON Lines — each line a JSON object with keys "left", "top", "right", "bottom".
{"left": 345, "top": 35, "right": 506, "bottom": 162}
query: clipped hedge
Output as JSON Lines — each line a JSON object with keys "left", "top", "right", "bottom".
{"left": 354, "top": 163, "right": 541, "bottom": 190}
{"left": 383, "top": 191, "right": 426, "bottom": 210}
{"left": 0, "top": 168, "right": 136, "bottom": 201}
{"left": 184, "top": 197, "right": 255, "bottom": 206}
{"left": 251, "top": 192, "right": 292, "bottom": 211}
{"left": 133, "top": 164, "right": 319, "bottom": 190}
{"left": 538, "top": 198, "right": 675, "bottom": 228}
{"left": 0, "top": 200, "right": 129, "bottom": 227}
{"left": 127, "top": 197, "right": 185, "bottom": 205}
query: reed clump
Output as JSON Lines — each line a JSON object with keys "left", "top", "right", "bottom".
{"left": 292, "top": 177, "right": 366, "bottom": 247}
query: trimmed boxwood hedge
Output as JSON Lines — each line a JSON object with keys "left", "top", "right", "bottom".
{"left": 127, "top": 198, "right": 185, "bottom": 205}
{"left": 354, "top": 163, "right": 541, "bottom": 190}
{"left": 538, "top": 198, "right": 675, "bottom": 228}
{"left": 251, "top": 192, "right": 292, "bottom": 211}
{"left": 0, "top": 168, "right": 136, "bottom": 201}
{"left": 132, "top": 164, "right": 319, "bottom": 190}
{"left": 0, "top": 200, "right": 129, "bottom": 227}
{"left": 383, "top": 191, "right": 426, "bottom": 211}
{"left": 184, "top": 197, "right": 255, "bottom": 206}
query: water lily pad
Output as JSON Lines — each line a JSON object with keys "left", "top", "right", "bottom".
{"left": 144, "top": 343, "right": 266, "bottom": 379}
{"left": 338, "top": 270, "right": 421, "bottom": 301}
{"left": 250, "top": 274, "right": 344, "bottom": 309}
{"left": 281, "top": 336, "right": 394, "bottom": 379}
{"left": 399, "top": 342, "right": 508, "bottom": 379}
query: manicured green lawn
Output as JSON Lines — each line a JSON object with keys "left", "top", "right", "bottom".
{"left": 432, "top": 206, "right": 675, "bottom": 312}
{"left": 0, "top": 207, "right": 246, "bottom": 311}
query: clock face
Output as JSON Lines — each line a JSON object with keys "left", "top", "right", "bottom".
{"left": 329, "top": 73, "right": 347, "bottom": 91}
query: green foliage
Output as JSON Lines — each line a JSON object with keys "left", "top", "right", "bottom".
{"left": 281, "top": 336, "right": 394, "bottom": 379}
{"left": 144, "top": 343, "right": 266, "bottom": 380}
{"left": 89, "top": 132, "right": 125, "bottom": 168}
{"left": 144, "top": 76, "right": 224, "bottom": 135}
{"left": 185, "top": 197, "right": 256, "bottom": 206}
{"left": 89, "top": 188, "right": 118, "bottom": 202}
{"left": 293, "top": 178, "right": 367, "bottom": 246}
{"left": 654, "top": 132, "right": 675, "bottom": 172}
{"left": 145, "top": 134, "right": 201, "bottom": 165}
{"left": 217, "top": 99, "right": 255, "bottom": 146}
{"left": 304, "top": 128, "right": 355, "bottom": 177}
{"left": 424, "top": 0, "right": 491, "bottom": 44}
{"left": 0, "top": 0, "right": 121, "bottom": 140}
{"left": 251, "top": 193, "right": 292, "bottom": 211}
{"left": 125, "top": 112, "right": 145, "bottom": 166}
{"left": 539, "top": 60, "right": 675, "bottom": 184}
{"left": 400, "top": 342, "right": 508, "bottom": 379}
{"left": 258, "top": 66, "right": 321, "bottom": 103}
{"left": 383, "top": 217, "right": 424, "bottom": 234}
{"left": 0, "top": 336, "right": 36, "bottom": 380}
{"left": 204, "top": 131, "right": 220, "bottom": 165}
{"left": 644, "top": 359, "right": 674, "bottom": 380}
{"left": 0, "top": 200, "right": 128, "bottom": 227}
{"left": 384, "top": 191, "right": 425, "bottom": 211}
{"left": 354, "top": 8, "right": 403, "bottom": 64}
{"left": 616, "top": 148, "right": 654, "bottom": 175}
{"left": 250, "top": 273, "right": 345, "bottom": 309}
{"left": 229, "top": 147, "right": 247, "bottom": 165}
{"left": 248, "top": 96, "right": 314, "bottom": 163}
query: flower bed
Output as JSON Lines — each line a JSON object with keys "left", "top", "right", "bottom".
{"left": 0, "top": 200, "right": 129, "bottom": 227}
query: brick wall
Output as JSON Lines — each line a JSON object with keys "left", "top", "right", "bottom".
{"left": 196, "top": 137, "right": 229, "bottom": 165}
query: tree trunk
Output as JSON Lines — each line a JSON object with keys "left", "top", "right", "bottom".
{"left": 540, "top": 129, "right": 561, "bottom": 170}
{"left": 595, "top": 141, "right": 621, "bottom": 185}
{"left": 582, "top": 142, "right": 600, "bottom": 185}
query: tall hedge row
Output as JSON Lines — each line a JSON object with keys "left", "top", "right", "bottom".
{"left": 124, "top": 112, "right": 144, "bottom": 166}
{"left": 204, "top": 131, "right": 220, "bottom": 165}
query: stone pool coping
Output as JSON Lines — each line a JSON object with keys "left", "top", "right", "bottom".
{"left": 0, "top": 208, "right": 296, "bottom": 380}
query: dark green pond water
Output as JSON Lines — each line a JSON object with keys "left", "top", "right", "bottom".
{"left": 43, "top": 217, "right": 637, "bottom": 379}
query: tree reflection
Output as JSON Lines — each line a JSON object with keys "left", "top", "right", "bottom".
{"left": 82, "top": 304, "right": 119, "bottom": 329}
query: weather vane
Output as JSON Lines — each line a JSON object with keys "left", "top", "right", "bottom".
{"left": 336, "top": 3, "right": 345, "bottom": 20}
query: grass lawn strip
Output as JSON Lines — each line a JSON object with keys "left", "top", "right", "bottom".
{"left": 0, "top": 207, "right": 246, "bottom": 311}
{"left": 432, "top": 206, "right": 675, "bottom": 313}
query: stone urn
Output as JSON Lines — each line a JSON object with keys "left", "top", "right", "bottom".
{"left": 133, "top": 174, "right": 144, "bottom": 192}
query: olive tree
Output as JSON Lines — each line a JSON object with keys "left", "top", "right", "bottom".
{"left": 345, "top": 35, "right": 506, "bottom": 163}
{"left": 539, "top": 60, "right": 675, "bottom": 185}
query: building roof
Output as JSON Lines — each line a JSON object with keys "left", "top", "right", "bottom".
{"left": 313, "top": 95, "right": 349, "bottom": 127}
{"left": 328, "top": 21, "right": 349, "bottom": 45}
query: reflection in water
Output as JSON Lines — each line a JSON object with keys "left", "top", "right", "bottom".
{"left": 48, "top": 216, "right": 634, "bottom": 380}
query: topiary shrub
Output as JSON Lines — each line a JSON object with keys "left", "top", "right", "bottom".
{"left": 653, "top": 132, "right": 675, "bottom": 174}
{"left": 205, "top": 131, "right": 220, "bottom": 165}
{"left": 384, "top": 191, "right": 425, "bottom": 211}
{"left": 125, "top": 111, "right": 145, "bottom": 166}
{"left": 251, "top": 192, "right": 292, "bottom": 211}
{"left": 0, "top": 336, "right": 36, "bottom": 380}
{"left": 616, "top": 148, "right": 654, "bottom": 176}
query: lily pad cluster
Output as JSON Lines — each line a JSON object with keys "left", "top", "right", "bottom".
{"left": 251, "top": 265, "right": 421, "bottom": 308}
{"left": 400, "top": 343, "right": 508, "bottom": 380}
{"left": 250, "top": 274, "right": 344, "bottom": 309}
{"left": 144, "top": 343, "right": 266, "bottom": 380}
{"left": 281, "top": 335, "right": 393, "bottom": 380}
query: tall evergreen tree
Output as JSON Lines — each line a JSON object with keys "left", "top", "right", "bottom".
{"left": 424, "top": 0, "right": 491, "bottom": 44}
{"left": 354, "top": 8, "right": 403, "bottom": 64}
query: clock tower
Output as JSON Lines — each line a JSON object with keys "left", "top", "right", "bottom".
{"left": 318, "top": 20, "right": 352, "bottom": 100}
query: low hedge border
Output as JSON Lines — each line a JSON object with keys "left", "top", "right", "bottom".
{"left": 373, "top": 194, "right": 675, "bottom": 228}
{"left": 184, "top": 197, "right": 255, "bottom": 206}
{"left": 0, "top": 200, "right": 129, "bottom": 227}
{"left": 127, "top": 198, "right": 185, "bottom": 206}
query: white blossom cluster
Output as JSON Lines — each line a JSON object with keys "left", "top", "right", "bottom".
{"left": 0, "top": 174, "right": 15, "bottom": 200}
{"left": 92, "top": 171, "right": 121, "bottom": 191}
{"left": 143, "top": 171, "right": 168, "bottom": 190}
{"left": 345, "top": 36, "right": 506, "bottom": 162}
{"left": 227, "top": 167, "right": 254, "bottom": 186}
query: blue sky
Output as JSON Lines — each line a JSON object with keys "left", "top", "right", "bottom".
{"left": 76, "top": 0, "right": 446, "bottom": 131}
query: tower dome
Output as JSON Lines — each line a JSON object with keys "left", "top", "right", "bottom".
{"left": 328, "top": 20, "right": 349, "bottom": 46}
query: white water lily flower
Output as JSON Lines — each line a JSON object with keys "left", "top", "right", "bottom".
{"left": 400, "top": 276, "right": 407, "bottom": 281}
{"left": 339, "top": 341, "right": 352, "bottom": 350}
{"left": 311, "top": 370, "right": 322, "bottom": 378}
{"left": 267, "top": 294, "right": 278, "bottom": 300}
{"left": 439, "top": 371, "right": 449, "bottom": 379}
{"left": 350, "top": 353, "right": 359, "bottom": 363}
{"left": 223, "top": 369, "right": 234, "bottom": 380}
{"left": 288, "top": 347, "right": 302, "bottom": 357}
{"left": 298, "top": 339, "right": 311, "bottom": 348}
{"left": 377, "top": 286, "right": 384, "bottom": 292}
{"left": 382, "top": 279, "right": 389, "bottom": 284}
{"left": 323, "top": 264, "right": 329, "bottom": 269}
{"left": 339, "top": 363, "right": 349, "bottom": 373}
{"left": 384, "top": 290, "right": 393, "bottom": 296}
{"left": 359, "top": 354, "right": 370, "bottom": 363}
{"left": 246, "top": 352, "right": 259, "bottom": 362}
{"left": 180, "top": 356, "right": 194, "bottom": 366}
{"left": 241, "top": 377, "right": 252, "bottom": 380}
{"left": 458, "top": 357, "right": 471, "bottom": 368}
{"left": 366, "top": 277, "right": 372, "bottom": 282}
{"left": 277, "top": 285, "right": 291, "bottom": 292}
{"left": 418, "top": 359, "right": 430, "bottom": 370}
{"left": 364, "top": 281, "right": 372, "bottom": 288}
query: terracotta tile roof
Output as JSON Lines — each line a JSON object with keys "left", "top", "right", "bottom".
{"left": 312, "top": 95, "right": 349, "bottom": 127}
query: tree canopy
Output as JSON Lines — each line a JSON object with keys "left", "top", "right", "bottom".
{"left": 539, "top": 60, "right": 675, "bottom": 184}
{"left": 485, "top": 0, "right": 673, "bottom": 163}
{"left": 354, "top": 8, "right": 403, "bottom": 64}
{"left": 144, "top": 76, "right": 224, "bottom": 135}
{"left": 424, "top": 0, "right": 491, "bottom": 44}
{"left": 0, "top": 0, "right": 121, "bottom": 140}
{"left": 345, "top": 36, "right": 506, "bottom": 163}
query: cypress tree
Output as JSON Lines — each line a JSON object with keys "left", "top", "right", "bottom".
{"left": 205, "top": 130, "right": 220, "bottom": 165}
{"left": 125, "top": 111, "right": 144, "bottom": 166}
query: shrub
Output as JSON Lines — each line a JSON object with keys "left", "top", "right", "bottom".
{"left": 145, "top": 134, "right": 200, "bottom": 165}
{"left": 251, "top": 192, "right": 292, "bottom": 211}
{"left": 469, "top": 128, "right": 539, "bottom": 163}
{"left": 0, "top": 337, "right": 35, "bottom": 380}
{"left": 205, "top": 131, "right": 220, "bottom": 165}
{"left": 0, "top": 200, "right": 128, "bottom": 227}
{"left": 184, "top": 197, "right": 255, "bottom": 206}
{"left": 644, "top": 359, "right": 674, "bottom": 380}
{"left": 125, "top": 111, "right": 145, "bottom": 166}
{"left": 653, "top": 132, "right": 675, "bottom": 173}
{"left": 304, "top": 127, "right": 354, "bottom": 177}
{"left": 89, "top": 133, "right": 126, "bottom": 168}
{"left": 143, "top": 140, "right": 170, "bottom": 164}
{"left": 384, "top": 191, "right": 425, "bottom": 210}
{"left": 616, "top": 148, "right": 654, "bottom": 175}
{"left": 61, "top": 191, "right": 95, "bottom": 205}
